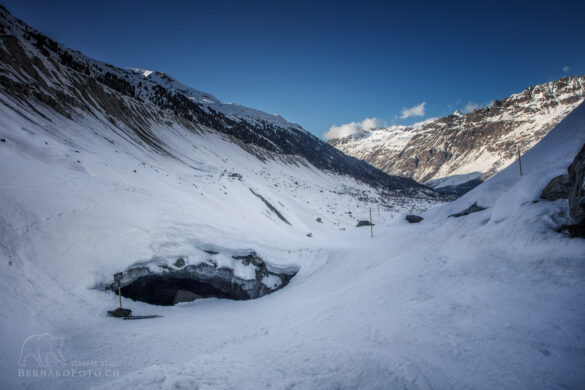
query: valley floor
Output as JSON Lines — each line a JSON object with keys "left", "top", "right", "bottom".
{"left": 2, "top": 205, "right": 584, "bottom": 390}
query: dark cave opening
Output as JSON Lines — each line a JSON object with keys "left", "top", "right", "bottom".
{"left": 120, "top": 275, "right": 241, "bottom": 306}
{"left": 110, "top": 252, "right": 298, "bottom": 306}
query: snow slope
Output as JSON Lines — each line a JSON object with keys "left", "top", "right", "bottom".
{"left": 1, "top": 98, "right": 584, "bottom": 389}
{"left": 0, "top": 78, "right": 432, "bottom": 309}
{"left": 92, "top": 104, "right": 585, "bottom": 390}
{"left": 0, "top": 5, "right": 584, "bottom": 389}
{"left": 0, "top": 6, "right": 430, "bottom": 194}
{"left": 0, "top": 58, "right": 439, "bottom": 386}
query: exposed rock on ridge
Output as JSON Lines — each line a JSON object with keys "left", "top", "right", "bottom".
{"left": 329, "top": 76, "right": 585, "bottom": 195}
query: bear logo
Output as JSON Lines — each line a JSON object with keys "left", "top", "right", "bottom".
{"left": 18, "top": 333, "right": 66, "bottom": 367}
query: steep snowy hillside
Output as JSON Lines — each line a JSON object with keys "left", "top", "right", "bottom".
{"left": 329, "top": 76, "right": 585, "bottom": 194}
{"left": 0, "top": 8, "right": 442, "bottom": 387}
{"left": 0, "top": 5, "right": 434, "bottom": 195}
{"left": 1, "top": 98, "right": 583, "bottom": 390}
{"left": 0, "top": 44, "right": 440, "bottom": 383}
{"left": 1, "top": 5, "right": 584, "bottom": 390}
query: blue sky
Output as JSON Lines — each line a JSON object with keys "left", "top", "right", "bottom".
{"left": 3, "top": 0, "right": 585, "bottom": 138}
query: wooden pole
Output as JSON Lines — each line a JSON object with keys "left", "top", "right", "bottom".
{"left": 369, "top": 207, "right": 373, "bottom": 238}
{"left": 378, "top": 206, "right": 381, "bottom": 221}
{"left": 517, "top": 145, "right": 523, "bottom": 176}
{"left": 118, "top": 282, "right": 122, "bottom": 309}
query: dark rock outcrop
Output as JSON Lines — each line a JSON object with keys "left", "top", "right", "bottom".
{"left": 540, "top": 174, "right": 571, "bottom": 201}
{"left": 249, "top": 188, "right": 291, "bottom": 225}
{"left": 108, "top": 308, "right": 132, "bottom": 318}
{"left": 448, "top": 202, "right": 487, "bottom": 218}
{"left": 356, "top": 220, "right": 374, "bottom": 227}
{"left": 540, "top": 143, "right": 585, "bottom": 238}
{"left": 557, "top": 224, "right": 585, "bottom": 238}
{"left": 232, "top": 251, "right": 264, "bottom": 268}
{"left": 174, "top": 257, "right": 186, "bottom": 268}
{"left": 568, "top": 144, "right": 585, "bottom": 224}
{"left": 405, "top": 215, "right": 423, "bottom": 223}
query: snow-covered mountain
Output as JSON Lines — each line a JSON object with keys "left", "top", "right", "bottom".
{"left": 0, "top": 4, "right": 444, "bottom": 312}
{"left": 2, "top": 6, "right": 585, "bottom": 390}
{"left": 2, "top": 91, "right": 584, "bottom": 389}
{"left": 0, "top": 5, "right": 435, "bottom": 197}
{"left": 0, "top": 8, "right": 443, "bottom": 377}
{"left": 329, "top": 76, "right": 585, "bottom": 194}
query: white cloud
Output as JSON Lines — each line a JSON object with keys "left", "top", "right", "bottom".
{"left": 400, "top": 102, "right": 426, "bottom": 119}
{"left": 464, "top": 102, "right": 481, "bottom": 113}
{"left": 324, "top": 117, "right": 383, "bottom": 140}
{"left": 563, "top": 66, "right": 571, "bottom": 73}
{"left": 359, "top": 117, "right": 383, "bottom": 130}
{"left": 412, "top": 117, "right": 438, "bottom": 127}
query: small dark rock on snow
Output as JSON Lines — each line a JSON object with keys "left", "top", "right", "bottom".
{"left": 174, "top": 257, "right": 186, "bottom": 268}
{"left": 232, "top": 252, "right": 265, "bottom": 267}
{"left": 108, "top": 308, "right": 132, "bottom": 318}
{"left": 316, "top": 217, "right": 322, "bottom": 223}
{"left": 449, "top": 202, "right": 487, "bottom": 218}
{"left": 356, "top": 220, "right": 374, "bottom": 227}
{"left": 405, "top": 215, "right": 423, "bottom": 223}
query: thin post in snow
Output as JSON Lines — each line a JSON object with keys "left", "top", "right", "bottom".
{"left": 369, "top": 207, "right": 374, "bottom": 238}
{"left": 114, "top": 272, "right": 124, "bottom": 309}
{"left": 378, "top": 206, "right": 381, "bottom": 221}
{"left": 517, "top": 144, "right": 523, "bottom": 176}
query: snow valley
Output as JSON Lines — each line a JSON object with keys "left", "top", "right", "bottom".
{"left": 1, "top": 4, "right": 585, "bottom": 390}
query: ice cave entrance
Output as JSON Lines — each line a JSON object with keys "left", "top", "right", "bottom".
{"left": 121, "top": 275, "right": 240, "bottom": 306}
{"left": 107, "top": 251, "right": 297, "bottom": 306}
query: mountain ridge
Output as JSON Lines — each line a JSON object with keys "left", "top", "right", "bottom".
{"left": 0, "top": 5, "right": 436, "bottom": 197}
{"left": 328, "top": 75, "right": 585, "bottom": 194}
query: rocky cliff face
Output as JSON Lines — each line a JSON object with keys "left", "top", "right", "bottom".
{"left": 329, "top": 76, "right": 585, "bottom": 195}
{"left": 568, "top": 144, "right": 585, "bottom": 225}
{"left": 0, "top": 6, "right": 435, "bottom": 197}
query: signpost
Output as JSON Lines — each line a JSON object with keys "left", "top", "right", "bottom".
{"left": 108, "top": 272, "right": 137, "bottom": 318}
{"left": 114, "top": 272, "right": 124, "bottom": 309}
